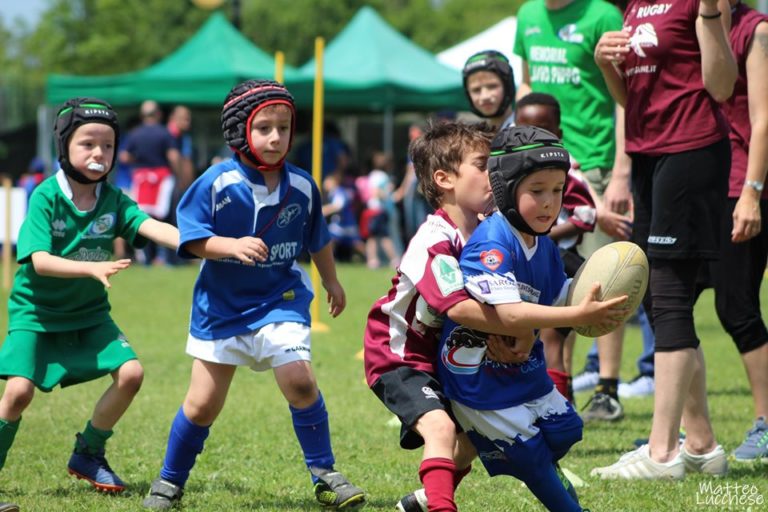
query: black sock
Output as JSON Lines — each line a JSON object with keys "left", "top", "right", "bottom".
{"left": 596, "top": 378, "right": 619, "bottom": 400}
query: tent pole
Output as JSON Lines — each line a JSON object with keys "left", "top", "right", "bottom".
{"left": 383, "top": 106, "right": 394, "bottom": 155}
{"left": 37, "top": 105, "right": 52, "bottom": 175}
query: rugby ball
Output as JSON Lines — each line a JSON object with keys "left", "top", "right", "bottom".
{"left": 566, "top": 241, "right": 649, "bottom": 337}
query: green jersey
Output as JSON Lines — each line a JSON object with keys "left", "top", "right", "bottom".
{"left": 514, "top": 0, "right": 623, "bottom": 170}
{"left": 8, "top": 171, "right": 150, "bottom": 332}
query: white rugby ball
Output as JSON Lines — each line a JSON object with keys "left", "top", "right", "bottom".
{"left": 566, "top": 241, "right": 649, "bottom": 337}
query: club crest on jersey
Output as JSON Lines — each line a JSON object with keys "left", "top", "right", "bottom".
{"left": 431, "top": 254, "right": 463, "bottom": 297}
{"left": 277, "top": 204, "right": 301, "bottom": 228}
{"left": 480, "top": 249, "right": 503, "bottom": 271}
{"left": 629, "top": 23, "right": 658, "bottom": 58}
{"left": 83, "top": 213, "right": 116, "bottom": 239}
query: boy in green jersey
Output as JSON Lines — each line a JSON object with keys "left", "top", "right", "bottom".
{"left": 0, "top": 98, "right": 179, "bottom": 498}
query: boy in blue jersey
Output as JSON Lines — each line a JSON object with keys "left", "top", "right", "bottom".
{"left": 437, "top": 126, "right": 627, "bottom": 511}
{"left": 143, "top": 80, "right": 365, "bottom": 510}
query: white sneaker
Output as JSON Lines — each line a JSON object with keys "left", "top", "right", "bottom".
{"left": 572, "top": 371, "right": 599, "bottom": 392}
{"left": 618, "top": 375, "right": 655, "bottom": 398}
{"left": 590, "top": 445, "right": 685, "bottom": 480}
{"left": 681, "top": 444, "right": 728, "bottom": 476}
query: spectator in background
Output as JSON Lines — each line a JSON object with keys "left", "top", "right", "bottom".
{"left": 363, "top": 151, "right": 401, "bottom": 269}
{"left": 119, "top": 100, "right": 180, "bottom": 265}
{"left": 462, "top": 50, "right": 516, "bottom": 129}
{"left": 17, "top": 157, "right": 46, "bottom": 206}
{"left": 295, "top": 120, "right": 351, "bottom": 181}
{"left": 322, "top": 172, "right": 365, "bottom": 262}
{"left": 394, "top": 123, "right": 432, "bottom": 243}
{"left": 165, "top": 105, "right": 195, "bottom": 265}
{"left": 592, "top": 0, "right": 736, "bottom": 479}
{"left": 699, "top": 0, "right": 768, "bottom": 463}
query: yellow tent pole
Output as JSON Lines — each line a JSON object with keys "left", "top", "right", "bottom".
{"left": 310, "top": 37, "right": 329, "bottom": 333}
{"left": 3, "top": 176, "right": 12, "bottom": 291}
{"left": 274, "top": 51, "right": 285, "bottom": 83}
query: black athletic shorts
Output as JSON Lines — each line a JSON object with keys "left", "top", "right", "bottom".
{"left": 631, "top": 138, "right": 730, "bottom": 260}
{"left": 371, "top": 366, "right": 457, "bottom": 450}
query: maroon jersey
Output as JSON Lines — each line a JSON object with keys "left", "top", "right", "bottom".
{"left": 364, "top": 209, "right": 471, "bottom": 386}
{"left": 622, "top": 0, "right": 730, "bottom": 155}
{"left": 721, "top": 3, "right": 768, "bottom": 198}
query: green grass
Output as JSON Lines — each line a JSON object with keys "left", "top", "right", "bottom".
{"left": 0, "top": 262, "right": 766, "bottom": 511}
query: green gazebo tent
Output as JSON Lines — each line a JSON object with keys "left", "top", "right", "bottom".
{"left": 46, "top": 12, "right": 301, "bottom": 107}
{"left": 296, "top": 6, "right": 466, "bottom": 112}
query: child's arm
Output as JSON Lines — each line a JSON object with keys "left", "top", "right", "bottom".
{"left": 499, "top": 282, "right": 626, "bottom": 329}
{"left": 30, "top": 252, "right": 131, "bottom": 288}
{"left": 447, "top": 299, "right": 532, "bottom": 339}
{"left": 185, "top": 236, "right": 269, "bottom": 264}
{"left": 138, "top": 219, "right": 180, "bottom": 250}
{"left": 310, "top": 243, "right": 346, "bottom": 317}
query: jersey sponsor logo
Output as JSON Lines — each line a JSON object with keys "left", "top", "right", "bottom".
{"left": 647, "top": 235, "right": 677, "bottom": 245}
{"left": 51, "top": 218, "right": 67, "bottom": 237}
{"left": 468, "top": 273, "right": 517, "bottom": 295}
{"left": 66, "top": 247, "right": 111, "bottom": 262}
{"left": 431, "top": 254, "right": 463, "bottom": 297}
{"left": 270, "top": 241, "right": 299, "bottom": 261}
{"left": 215, "top": 195, "right": 232, "bottom": 211}
{"left": 83, "top": 213, "right": 116, "bottom": 239}
{"left": 629, "top": 23, "right": 658, "bottom": 58}
{"left": 525, "top": 26, "right": 541, "bottom": 37}
{"left": 558, "top": 24, "right": 584, "bottom": 44}
{"left": 530, "top": 46, "right": 568, "bottom": 64}
{"left": 421, "top": 386, "right": 439, "bottom": 400}
{"left": 277, "top": 203, "right": 302, "bottom": 228}
{"left": 480, "top": 249, "right": 503, "bottom": 271}
{"left": 477, "top": 280, "right": 492, "bottom": 295}
{"left": 517, "top": 282, "right": 542, "bottom": 304}
{"left": 635, "top": 3, "right": 672, "bottom": 19}
{"left": 530, "top": 64, "right": 581, "bottom": 85}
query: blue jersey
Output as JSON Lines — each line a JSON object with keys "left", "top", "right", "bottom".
{"left": 438, "top": 212, "right": 569, "bottom": 410}
{"left": 177, "top": 157, "right": 331, "bottom": 339}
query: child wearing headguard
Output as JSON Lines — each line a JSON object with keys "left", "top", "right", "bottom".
{"left": 462, "top": 50, "right": 516, "bottom": 129}
{"left": 0, "top": 98, "right": 179, "bottom": 501}
{"left": 436, "top": 126, "right": 627, "bottom": 512}
{"left": 142, "top": 80, "right": 365, "bottom": 510}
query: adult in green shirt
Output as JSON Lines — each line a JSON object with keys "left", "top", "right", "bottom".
{"left": 514, "top": 0, "right": 635, "bottom": 424}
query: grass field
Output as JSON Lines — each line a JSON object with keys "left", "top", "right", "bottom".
{"left": 0, "top": 262, "right": 765, "bottom": 511}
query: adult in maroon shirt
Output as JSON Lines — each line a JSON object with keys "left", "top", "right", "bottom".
{"left": 703, "top": 0, "right": 768, "bottom": 462}
{"left": 590, "top": 0, "right": 737, "bottom": 480}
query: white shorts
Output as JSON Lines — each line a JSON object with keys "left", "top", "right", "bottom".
{"left": 451, "top": 388, "right": 569, "bottom": 444}
{"left": 186, "top": 322, "right": 311, "bottom": 371}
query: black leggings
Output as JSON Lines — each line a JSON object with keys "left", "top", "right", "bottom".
{"left": 644, "top": 259, "right": 701, "bottom": 352}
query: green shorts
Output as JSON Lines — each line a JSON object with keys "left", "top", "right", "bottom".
{"left": 0, "top": 321, "right": 138, "bottom": 392}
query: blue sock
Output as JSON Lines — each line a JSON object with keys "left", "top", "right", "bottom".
{"left": 290, "top": 392, "right": 335, "bottom": 483}
{"left": 159, "top": 407, "right": 211, "bottom": 487}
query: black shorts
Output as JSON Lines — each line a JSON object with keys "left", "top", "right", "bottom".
{"left": 371, "top": 366, "right": 456, "bottom": 450}
{"left": 631, "top": 138, "right": 730, "bottom": 260}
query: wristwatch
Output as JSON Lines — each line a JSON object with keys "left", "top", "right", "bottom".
{"left": 745, "top": 180, "right": 765, "bottom": 192}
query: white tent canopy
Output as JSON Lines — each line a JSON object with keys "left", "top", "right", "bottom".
{"left": 437, "top": 17, "right": 523, "bottom": 88}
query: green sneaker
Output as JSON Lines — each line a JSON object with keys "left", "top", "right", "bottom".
{"left": 310, "top": 467, "right": 365, "bottom": 509}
